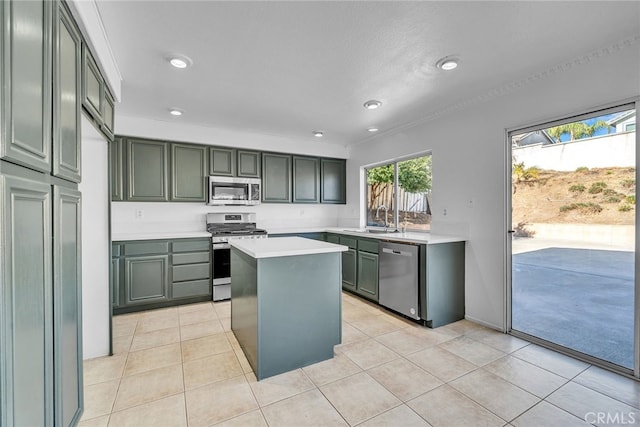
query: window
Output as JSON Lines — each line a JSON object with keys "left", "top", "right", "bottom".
{"left": 365, "top": 153, "right": 432, "bottom": 231}
{"left": 626, "top": 123, "right": 636, "bottom": 132}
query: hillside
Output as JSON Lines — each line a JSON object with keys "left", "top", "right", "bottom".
{"left": 512, "top": 167, "right": 635, "bottom": 226}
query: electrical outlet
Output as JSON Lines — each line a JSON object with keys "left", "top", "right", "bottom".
{"left": 135, "top": 209, "right": 144, "bottom": 219}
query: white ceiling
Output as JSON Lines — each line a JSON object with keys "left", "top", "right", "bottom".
{"left": 96, "top": 1, "right": 640, "bottom": 147}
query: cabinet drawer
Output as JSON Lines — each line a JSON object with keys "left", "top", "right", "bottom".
{"left": 124, "top": 241, "right": 169, "bottom": 255}
{"left": 326, "top": 234, "right": 340, "bottom": 244}
{"left": 173, "top": 263, "right": 210, "bottom": 282}
{"left": 172, "top": 279, "right": 211, "bottom": 298}
{"left": 339, "top": 236, "right": 357, "bottom": 249}
{"left": 173, "top": 239, "right": 210, "bottom": 253}
{"left": 358, "top": 239, "right": 379, "bottom": 254}
{"left": 173, "top": 252, "right": 210, "bottom": 265}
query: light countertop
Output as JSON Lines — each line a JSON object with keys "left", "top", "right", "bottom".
{"left": 112, "top": 231, "right": 211, "bottom": 242}
{"left": 324, "top": 228, "right": 465, "bottom": 245}
{"left": 230, "top": 236, "right": 348, "bottom": 259}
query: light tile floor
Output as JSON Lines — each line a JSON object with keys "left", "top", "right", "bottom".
{"left": 80, "top": 292, "right": 640, "bottom": 427}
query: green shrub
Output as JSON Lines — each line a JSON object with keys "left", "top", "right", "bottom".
{"left": 621, "top": 179, "right": 636, "bottom": 188}
{"left": 604, "top": 196, "right": 621, "bottom": 203}
{"left": 568, "top": 184, "right": 585, "bottom": 193}
{"left": 619, "top": 204, "right": 632, "bottom": 212}
{"left": 588, "top": 182, "right": 607, "bottom": 194}
{"left": 559, "top": 202, "right": 603, "bottom": 214}
{"left": 575, "top": 166, "right": 589, "bottom": 173}
{"left": 606, "top": 170, "right": 613, "bottom": 175}
{"left": 626, "top": 195, "right": 636, "bottom": 205}
{"left": 602, "top": 188, "right": 618, "bottom": 196}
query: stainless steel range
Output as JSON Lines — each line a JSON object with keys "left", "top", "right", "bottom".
{"left": 206, "top": 212, "right": 267, "bottom": 301}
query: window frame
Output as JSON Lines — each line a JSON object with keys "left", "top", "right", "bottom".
{"left": 362, "top": 150, "right": 432, "bottom": 232}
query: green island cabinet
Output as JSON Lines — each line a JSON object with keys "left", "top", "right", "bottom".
{"left": 112, "top": 238, "right": 212, "bottom": 314}
{"left": 262, "top": 152, "right": 291, "bottom": 203}
{"left": 292, "top": 155, "right": 320, "bottom": 203}
{"left": 1, "top": 1, "right": 84, "bottom": 425}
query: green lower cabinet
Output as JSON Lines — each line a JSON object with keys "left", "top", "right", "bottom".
{"left": 114, "top": 238, "right": 211, "bottom": 313}
{"left": 356, "top": 251, "right": 379, "bottom": 301}
{"left": 342, "top": 248, "right": 357, "bottom": 292}
{"left": 1, "top": 174, "right": 54, "bottom": 427}
{"left": 326, "top": 233, "right": 340, "bottom": 244}
{"left": 53, "top": 186, "right": 83, "bottom": 426}
{"left": 124, "top": 255, "right": 170, "bottom": 304}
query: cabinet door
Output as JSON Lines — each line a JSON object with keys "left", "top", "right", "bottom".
{"left": 81, "top": 45, "right": 103, "bottom": 124}
{"left": 124, "top": 255, "right": 170, "bottom": 304}
{"left": 326, "top": 234, "right": 340, "bottom": 244}
{"left": 292, "top": 156, "right": 319, "bottom": 203}
{"left": 101, "top": 88, "right": 115, "bottom": 140}
{"left": 53, "top": 186, "right": 82, "bottom": 427}
{"left": 1, "top": 0, "right": 52, "bottom": 173}
{"left": 209, "top": 147, "right": 235, "bottom": 176}
{"left": 357, "top": 251, "right": 379, "bottom": 302}
{"left": 170, "top": 143, "right": 207, "bottom": 202}
{"left": 0, "top": 174, "right": 53, "bottom": 427}
{"left": 342, "top": 248, "right": 357, "bottom": 292}
{"left": 237, "top": 150, "right": 261, "bottom": 177}
{"left": 126, "top": 139, "right": 169, "bottom": 201}
{"left": 52, "top": 2, "right": 81, "bottom": 183}
{"left": 262, "top": 153, "right": 291, "bottom": 203}
{"left": 320, "top": 158, "right": 346, "bottom": 204}
{"left": 110, "top": 137, "right": 124, "bottom": 201}
{"left": 111, "top": 257, "right": 121, "bottom": 308}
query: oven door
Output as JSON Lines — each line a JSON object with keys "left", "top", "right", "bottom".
{"left": 212, "top": 242, "right": 231, "bottom": 285}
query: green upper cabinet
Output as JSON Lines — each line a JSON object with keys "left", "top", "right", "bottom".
{"left": 292, "top": 156, "right": 319, "bottom": 203}
{"left": 209, "top": 147, "right": 235, "bottom": 176}
{"left": 110, "top": 137, "right": 124, "bottom": 201}
{"left": 237, "top": 150, "right": 261, "bottom": 178}
{"left": 320, "top": 158, "right": 346, "bottom": 204}
{"left": 170, "top": 143, "right": 207, "bottom": 202}
{"left": 126, "top": 139, "right": 169, "bottom": 201}
{"left": 81, "top": 46, "right": 103, "bottom": 125}
{"left": 262, "top": 153, "right": 291, "bottom": 203}
{"left": 52, "top": 1, "right": 81, "bottom": 183}
{"left": 101, "top": 88, "right": 115, "bottom": 140}
{"left": 1, "top": 0, "right": 52, "bottom": 173}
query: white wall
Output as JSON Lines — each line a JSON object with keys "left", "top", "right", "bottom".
{"left": 79, "top": 117, "right": 111, "bottom": 359}
{"left": 115, "top": 115, "right": 350, "bottom": 159}
{"left": 513, "top": 132, "right": 635, "bottom": 171}
{"left": 345, "top": 41, "right": 640, "bottom": 331}
{"left": 112, "top": 202, "right": 341, "bottom": 235}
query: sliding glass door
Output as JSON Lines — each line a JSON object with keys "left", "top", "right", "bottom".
{"left": 508, "top": 103, "right": 637, "bottom": 373}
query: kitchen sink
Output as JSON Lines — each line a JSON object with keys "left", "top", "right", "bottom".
{"left": 343, "top": 228, "right": 400, "bottom": 234}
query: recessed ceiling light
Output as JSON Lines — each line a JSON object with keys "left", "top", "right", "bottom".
{"left": 168, "top": 55, "right": 193, "bottom": 69}
{"left": 169, "top": 108, "right": 183, "bottom": 116}
{"left": 436, "top": 56, "right": 459, "bottom": 71}
{"left": 367, "top": 127, "right": 379, "bottom": 132}
{"left": 363, "top": 100, "right": 382, "bottom": 110}
{"left": 313, "top": 131, "right": 324, "bottom": 137}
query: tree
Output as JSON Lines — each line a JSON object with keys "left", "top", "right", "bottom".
{"left": 398, "top": 156, "right": 432, "bottom": 193}
{"left": 367, "top": 164, "right": 393, "bottom": 210}
{"left": 546, "top": 120, "right": 610, "bottom": 143}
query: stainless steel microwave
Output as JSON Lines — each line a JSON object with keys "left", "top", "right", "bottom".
{"left": 207, "top": 176, "right": 261, "bottom": 205}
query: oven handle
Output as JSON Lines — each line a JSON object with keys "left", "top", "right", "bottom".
{"left": 212, "top": 243, "right": 231, "bottom": 250}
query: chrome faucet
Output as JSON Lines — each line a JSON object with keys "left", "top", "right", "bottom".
{"left": 376, "top": 205, "right": 388, "bottom": 230}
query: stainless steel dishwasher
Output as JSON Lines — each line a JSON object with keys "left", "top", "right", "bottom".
{"left": 378, "top": 240, "right": 420, "bottom": 320}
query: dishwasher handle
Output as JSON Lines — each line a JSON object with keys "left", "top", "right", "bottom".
{"left": 382, "top": 247, "right": 413, "bottom": 257}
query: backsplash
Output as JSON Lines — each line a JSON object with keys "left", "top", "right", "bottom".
{"left": 111, "top": 202, "right": 342, "bottom": 235}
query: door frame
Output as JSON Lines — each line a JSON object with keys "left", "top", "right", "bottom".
{"left": 504, "top": 98, "right": 640, "bottom": 378}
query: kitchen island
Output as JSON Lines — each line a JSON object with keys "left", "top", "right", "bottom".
{"left": 229, "top": 237, "right": 347, "bottom": 380}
